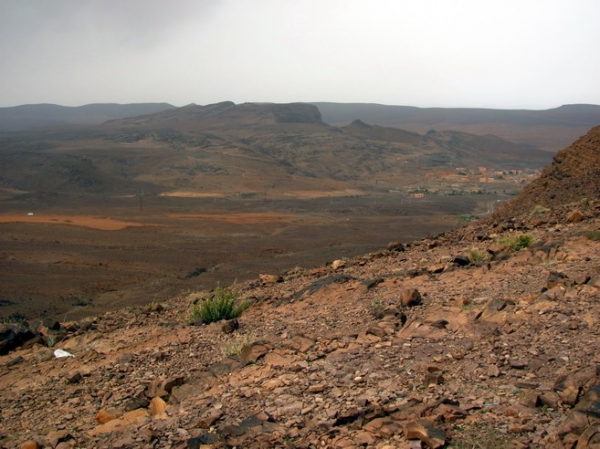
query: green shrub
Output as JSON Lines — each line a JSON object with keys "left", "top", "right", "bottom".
{"left": 467, "top": 247, "right": 489, "bottom": 263}
{"left": 189, "top": 285, "right": 249, "bottom": 324}
{"left": 498, "top": 233, "right": 534, "bottom": 251}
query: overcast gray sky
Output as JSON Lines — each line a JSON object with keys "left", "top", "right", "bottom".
{"left": 1, "top": 0, "right": 599, "bottom": 109}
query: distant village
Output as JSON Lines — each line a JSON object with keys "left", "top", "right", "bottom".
{"left": 406, "top": 166, "right": 542, "bottom": 198}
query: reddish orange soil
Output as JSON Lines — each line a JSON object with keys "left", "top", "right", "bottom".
{"left": 0, "top": 214, "right": 154, "bottom": 231}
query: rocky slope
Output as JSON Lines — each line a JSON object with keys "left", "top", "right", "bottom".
{"left": 1, "top": 128, "right": 600, "bottom": 448}
{"left": 491, "top": 125, "right": 600, "bottom": 221}
{"left": 1, "top": 197, "right": 600, "bottom": 448}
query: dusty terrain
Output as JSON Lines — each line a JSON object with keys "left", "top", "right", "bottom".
{"left": 0, "top": 197, "right": 599, "bottom": 449}
{"left": 0, "top": 125, "right": 599, "bottom": 448}
{"left": 0, "top": 192, "right": 484, "bottom": 321}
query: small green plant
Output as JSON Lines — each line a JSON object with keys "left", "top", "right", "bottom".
{"left": 585, "top": 230, "right": 600, "bottom": 241}
{"left": 467, "top": 247, "right": 488, "bottom": 263}
{"left": 458, "top": 214, "right": 478, "bottom": 223}
{"left": 498, "top": 233, "right": 534, "bottom": 251}
{"left": 189, "top": 285, "right": 249, "bottom": 324}
{"left": 46, "top": 335, "right": 57, "bottom": 348}
{"left": 530, "top": 204, "right": 550, "bottom": 216}
{"left": 370, "top": 300, "right": 386, "bottom": 319}
{"left": 221, "top": 332, "right": 257, "bottom": 357}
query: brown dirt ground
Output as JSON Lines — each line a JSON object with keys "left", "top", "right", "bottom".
{"left": 0, "top": 192, "right": 491, "bottom": 322}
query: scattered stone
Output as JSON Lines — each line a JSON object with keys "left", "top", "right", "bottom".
{"left": 240, "top": 343, "right": 270, "bottom": 364}
{"left": 67, "top": 372, "right": 83, "bottom": 384}
{"left": 149, "top": 396, "right": 168, "bottom": 418}
{"left": 259, "top": 274, "right": 282, "bottom": 284}
{"left": 404, "top": 420, "right": 446, "bottom": 449}
{"left": 19, "top": 441, "right": 39, "bottom": 449}
{"left": 187, "top": 432, "right": 220, "bottom": 448}
{"left": 509, "top": 359, "right": 528, "bottom": 369}
{"left": 222, "top": 318, "right": 239, "bottom": 334}
{"left": 401, "top": 288, "right": 422, "bottom": 307}
{"left": 196, "top": 408, "right": 224, "bottom": 428}
{"left": 488, "top": 365, "right": 501, "bottom": 377}
{"left": 424, "top": 372, "right": 444, "bottom": 386}
{"left": 7, "top": 355, "right": 24, "bottom": 367}
{"left": 331, "top": 259, "right": 346, "bottom": 270}
{"left": 308, "top": 384, "right": 326, "bottom": 393}
{"left": 555, "top": 367, "right": 598, "bottom": 406}
{"left": 547, "top": 271, "right": 570, "bottom": 289}
{"left": 387, "top": 242, "right": 405, "bottom": 252}
{"left": 452, "top": 255, "right": 470, "bottom": 266}
{"left": 567, "top": 209, "right": 584, "bottom": 223}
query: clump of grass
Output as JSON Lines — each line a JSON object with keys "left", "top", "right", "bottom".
{"left": 189, "top": 285, "right": 249, "bottom": 324}
{"left": 530, "top": 204, "right": 550, "bottom": 216}
{"left": 458, "top": 214, "right": 478, "bottom": 223}
{"left": 467, "top": 247, "right": 489, "bottom": 263}
{"left": 221, "top": 332, "right": 257, "bottom": 357}
{"left": 585, "top": 230, "right": 600, "bottom": 241}
{"left": 497, "top": 233, "right": 534, "bottom": 251}
{"left": 46, "top": 335, "right": 57, "bottom": 348}
{"left": 449, "top": 423, "right": 510, "bottom": 448}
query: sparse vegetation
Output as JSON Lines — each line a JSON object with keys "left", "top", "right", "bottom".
{"left": 449, "top": 423, "right": 511, "bottom": 448}
{"left": 457, "top": 214, "right": 478, "bottom": 223}
{"left": 498, "top": 233, "right": 534, "bottom": 251}
{"left": 46, "top": 335, "right": 57, "bottom": 348}
{"left": 189, "top": 285, "right": 249, "bottom": 324}
{"left": 221, "top": 332, "right": 257, "bottom": 357}
{"left": 467, "top": 247, "right": 489, "bottom": 263}
{"left": 585, "top": 230, "right": 600, "bottom": 241}
{"left": 531, "top": 204, "right": 550, "bottom": 216}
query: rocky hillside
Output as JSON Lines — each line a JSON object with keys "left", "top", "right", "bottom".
{"left": 1, "top": 129, "right": 600, "bottom": 448}
{"left": 1, "top": 199, "right": 600, "bottom": 448}
{"left": 0, "top": 102, "right": 551, "bottom": 197}
{"left": 492, "top": 125, "right": 600, "bottom": 221}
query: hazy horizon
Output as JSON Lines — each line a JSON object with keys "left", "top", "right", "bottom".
{"left": 1, "top": 1, "right": 599, "bottom": 109}
{"left": 3, "top": 100, "right": 600, "bottom": 112}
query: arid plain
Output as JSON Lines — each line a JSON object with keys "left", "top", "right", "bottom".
{"left": 0, "top": 191, "right": 486, "bottom": 321}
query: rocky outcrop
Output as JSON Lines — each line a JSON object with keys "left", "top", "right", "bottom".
{"left": 493, "top": 125, "right": 600, "bottom": 220}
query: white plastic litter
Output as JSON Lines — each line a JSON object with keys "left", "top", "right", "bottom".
{"left": 54, "top": 349, "right": 75, "bottom": 358}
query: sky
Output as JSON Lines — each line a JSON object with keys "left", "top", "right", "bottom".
{"left": 1, "top": 0, "right": 599, "bottom": 109}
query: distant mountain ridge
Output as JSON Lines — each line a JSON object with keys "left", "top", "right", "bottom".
{"left": 311, "top": 102, "right": 600, "bottom": 151}
{"left": 109, "top": 101, "right": 324, "bottom": 128}
{"left": 0, "top": 103, "right": 176, "bottom": 132}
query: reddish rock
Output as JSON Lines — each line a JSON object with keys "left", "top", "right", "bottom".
{"left": 401, "top": 288, "right": 422, "bottom": 307}
{"left": 149, "top": 397, "right": 168, "bottom": 418}
{"left": 404, "top": 420, "right": 446, "bottom": 449}
{"left": 19, "top": 442, "right": 39, "bottom": 449}
{"left": 96, "top": 409, "right": 118, "bottom": 424}
{"left": 567, "top": 210, "right": 584, "bottom": 223}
